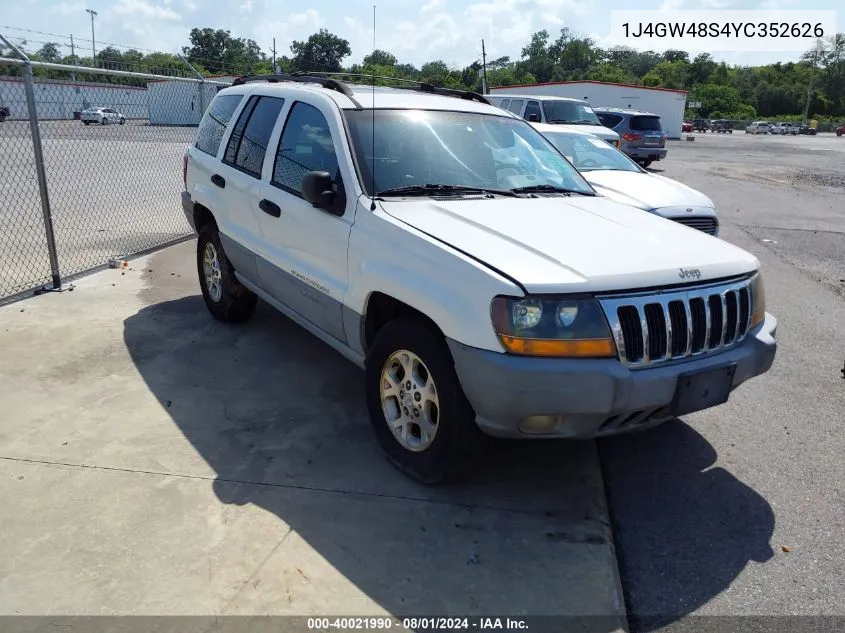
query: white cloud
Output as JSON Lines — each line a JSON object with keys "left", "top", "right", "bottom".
{"left": 421, "top": 0, "right": 443, "bottom": 13}
{"left": 240, "top": 0, "right": 254, "bottom": 13}
{"left": 289, "top": 8, "right": 321, "bottom": 28}
{"left": 252, "top": 9, "right": 323, "bottom": 52}
{"left": 51, "top": 1, "right": 86, "bottom": 14}
{"left": 112, "top": 0, "right": 181, "bottom": 20}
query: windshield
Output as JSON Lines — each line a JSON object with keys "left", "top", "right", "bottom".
{"left": 344, "top": 109, "right": 595, "bottom": 197}
{"left": 543, "top": 132, "right": 642, "bottom": 173}
{"left": 541, "top": 101, "right": 601, "bottom": 125}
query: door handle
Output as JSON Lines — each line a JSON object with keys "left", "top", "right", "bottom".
{"left": 211, "top": 174, "right": 225, "bottom": 188}
{"left": 259, "top": 199, "right": 281, "bottom": 217}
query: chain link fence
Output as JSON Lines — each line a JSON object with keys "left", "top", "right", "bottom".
{"left": 0, "top": 37, "right": 232, "bottom": 303}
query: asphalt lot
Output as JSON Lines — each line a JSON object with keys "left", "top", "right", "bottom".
{"left": 600, "top": 131, "right": 845, "bottom": 630}
{"left": 0, "top": 123, "right": 843, "bottom": 628}
{"left": 0, "top": 120, "right": 194, "bottom": 300}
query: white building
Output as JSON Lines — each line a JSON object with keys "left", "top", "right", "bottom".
{"left": 490, "top": 81, "right": 689, "bottom": 139}
{"left": 0, "top": 75, "right": 148, "bottom": 120}
{"left": 146, "top": 75, "right": 235, "bottom": 126}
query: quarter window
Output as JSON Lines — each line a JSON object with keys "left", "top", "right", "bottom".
{"left": 196, "top": 94, "right": 243, "bottom": 156}
{"left": 223, "top": 95, "right": 285, "bottom": 178}
{"left": 596, "top": 113, "right": 624, "bottom": 128}
{"left": 272, "top": 102, "right": 339, "bottom": 195}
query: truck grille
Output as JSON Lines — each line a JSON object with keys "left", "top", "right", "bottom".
{"left": 671, "top": 216, "right": 718, "bottom": 235}
{"left": 598, "top": 276, "right": 753, "bottom": 369}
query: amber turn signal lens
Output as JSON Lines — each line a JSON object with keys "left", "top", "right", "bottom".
{"left": 499, "top": 336, "right": 617, "bottom": 358}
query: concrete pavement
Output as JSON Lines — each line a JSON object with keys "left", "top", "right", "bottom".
{"left": 0, "top": 241, "right": 625, "bottom": 627}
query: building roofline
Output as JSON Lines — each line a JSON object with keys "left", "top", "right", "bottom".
{"left": 490, "top": 80, "right": 688, "bottom": 95}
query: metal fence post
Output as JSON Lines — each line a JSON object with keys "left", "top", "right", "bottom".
{"left": 178, "top": 54, "right": 205, "bottom": 122}
{"left": 0, "top": 33, "right": 62, "bottom": 290}
{"left": 23, "top": 63, "right": 62, "bottom": 290}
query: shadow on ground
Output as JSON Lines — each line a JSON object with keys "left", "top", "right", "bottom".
{"left": 122, "top": 290, "right": 622, "bottom": 625}
{"left": 599, "top": 422, "right": 776, "bottom": 632}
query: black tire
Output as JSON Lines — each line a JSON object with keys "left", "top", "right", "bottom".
{"left": 365, "top": 317, "right": 487, "bottom": 485}
{"left": 101, "top": 118, "right": 107, "bottom": 125}
{"left": 119, "top": 118, "right": 125, "bottom": 125}
{"left": 638, "top": 159, "right": 653, "bottom": 168}
{"left": 196, "top": 224, "right": 257, "bottom": 323}
{"left": 83, "top": 121, "right": 90, "bottom": 126}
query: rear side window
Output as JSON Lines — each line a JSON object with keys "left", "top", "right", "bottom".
{"left": 507, "top": 99, "right": 525, "bottom": 114}
{"left": 272, "top": 101, "right": 339, "bottom": 195}
{"left": 524, "top": 100, "right": 541, "bottom": 121}
{"left": 630, "top": 116, "right": 663, "bottom": 131}
{"left": 596, "top": 113, "right": 624, "bottom": 128}
{"left": 196, "top": 94, "right": 243, "bottom": 156}
{"left": 223, "top": 95, "right": 286, "bottom": 177}
{"left": 500, "top": 99, "right": 511, "bottom": 110}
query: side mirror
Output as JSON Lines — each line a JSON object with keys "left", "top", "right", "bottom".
{"left": 527, "top": 113, "right": 540, "bottom": 122}
{"left": 301, "top": 171, "right": 335, "bottom": 210}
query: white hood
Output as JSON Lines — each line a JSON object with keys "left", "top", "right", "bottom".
{"left": 583, "top": 171, "right": 715, "bottom": 211}
{"left": 379, "top": 195, "right": 756, "bottom": 294}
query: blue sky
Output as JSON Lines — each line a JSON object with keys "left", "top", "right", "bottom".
{"left": 0, "top": 0, "right": 840, "bottom": 69}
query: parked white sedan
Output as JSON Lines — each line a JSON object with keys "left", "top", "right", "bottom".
{"left": 532, "top": 123, "right": 720, "bottom": 236}
{"left": 80, "top": 107, "right": 125, "bottom": 126}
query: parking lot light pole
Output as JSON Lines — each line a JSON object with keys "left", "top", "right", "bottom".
{"left": 86, "top": 9, "right": 97, "bottom": 62}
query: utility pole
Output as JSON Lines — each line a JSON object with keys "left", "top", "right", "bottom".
{"left": 271, "top": 38, "right": 278, "bottom": 73}
{"left": 70, "top": 34, "right": 76, "bottom": 80}
{"left": 481, "top": 39, "right": 489, "bottom": 95}
{"left": 86, "top": 8, "right": 97, "bottom": 63}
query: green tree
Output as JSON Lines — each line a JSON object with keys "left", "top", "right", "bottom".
{"left": 642, "top": 60, "right": 688, "bottom": 89}
{"left": 36, "top": 42, "right": 62, "bottom": 63}
{"left": 290, "top": 28, "right": 351, "bottom": 72}
{"left": 183, "top": 28, "right": 265, "bottom": 74}
{"left": 692, "top": 84, "right": 741, "bottom": 118}
{"left": 363, "top": 49, "right": 396, "bottom": 67}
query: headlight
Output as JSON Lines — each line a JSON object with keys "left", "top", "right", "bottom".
{"left": 750, "top": 273, "right": 766, "bottom": 328}
{"left": 491, "top": 296, "right": 617, "bottom": 358}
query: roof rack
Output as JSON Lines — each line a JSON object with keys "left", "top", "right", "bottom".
{"left": 230, "top": 73, "right": 363, "bottom": 108}
{"left": 294, "top": 71, "right": 492, "bottom": 105}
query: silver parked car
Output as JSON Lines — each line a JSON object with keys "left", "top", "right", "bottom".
{"left": 745, "top": 121, "right": 772, "bottom": 134}
{"left": 80, "top": 107, "right": 125, "bottom": 126}
{"left": 533, "top": 123, "right": 720, "bottom": 236}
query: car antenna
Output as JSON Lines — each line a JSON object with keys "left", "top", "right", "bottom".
{"left": 369, "top": 4, "right": 377, "bottom": 211}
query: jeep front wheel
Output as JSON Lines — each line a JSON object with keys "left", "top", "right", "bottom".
{"left": 196, "top": 224, "right": 257, "bottom": 323}
{"left": 365, "top": 318, "right": 486, "bottom": 485}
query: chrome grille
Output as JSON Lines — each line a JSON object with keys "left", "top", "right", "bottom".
{"left": 598, "top": 277, "right": 753, "bottom": 369}
{"left": 671, "top": 216, "right": 718, "bottom": 235}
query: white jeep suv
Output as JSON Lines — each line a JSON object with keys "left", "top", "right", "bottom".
{"left": 181, "top": 74, "right": 778, "bottom": 484}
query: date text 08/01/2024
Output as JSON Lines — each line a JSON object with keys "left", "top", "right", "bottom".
{"left": 307, "top": 617, "right": 529, "bottom": 630}
{"left": 622, "top": 21, "right": 825, "bottom": 38}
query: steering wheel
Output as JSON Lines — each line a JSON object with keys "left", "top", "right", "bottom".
{"left": 579, "top": 158, "right": 600, "bottom": 169}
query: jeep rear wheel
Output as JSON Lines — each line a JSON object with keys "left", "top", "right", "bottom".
{"left": 365, "top": 318, "right": 487, "bottom": 485}
{"left": 197, "top": 224, "right": 257, "bottom": 323}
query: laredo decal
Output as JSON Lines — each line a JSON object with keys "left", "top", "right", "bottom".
{"left": 291, "top": 269, "right": 331, "bottom": 296}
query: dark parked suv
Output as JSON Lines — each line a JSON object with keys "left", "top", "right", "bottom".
{"left": 593, "top": 107, "right": 667, "bottom": 168}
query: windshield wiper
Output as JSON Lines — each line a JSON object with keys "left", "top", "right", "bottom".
{"left": 375, "top": 184, "right": 518, "bottom": 197}
{"left": 510, "top": 184, "right": 595, "bottom": 196}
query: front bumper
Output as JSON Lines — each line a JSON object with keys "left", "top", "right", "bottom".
{"left": 447, "top": 312, "right": 777, "bottom": 439}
